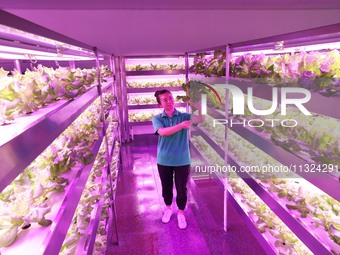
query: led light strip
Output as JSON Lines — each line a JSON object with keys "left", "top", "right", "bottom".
{"left": 0, "top": 24, "right": 101, "bottom": 61}
{"left": 0, "top": 44, "right": 102, "bottom": 60}
{"left": 232, "top": 41, "right": 340, "bottom": 56}
{"left": 0, "top": 45, "right": 65, "bottom": 57}
{"left": 0, "top": 52, "right": 97, "bottom": 61}
{"left": 0, "top": 24, "right": 84, "bottom": 52}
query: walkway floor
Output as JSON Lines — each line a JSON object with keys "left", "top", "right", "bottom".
{"left": 107, "top": 134, "right": 266, "bottom": 255}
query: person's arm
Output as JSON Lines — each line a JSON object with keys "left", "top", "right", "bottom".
{"left": 191, "top": 114, "right": 205, "bottom": 124}
{"left": 157, "top": 120, "right": 191, "bottom": 136}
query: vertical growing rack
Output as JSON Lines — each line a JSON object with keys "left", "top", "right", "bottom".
{"left": 0, "top": 10, "right": 120, "bottom": 255}
{"left": 188, "top": 23, "right": 340, "bottom": 255}
{"left": 118, "top": 55, "right": 187, "bottom": 142}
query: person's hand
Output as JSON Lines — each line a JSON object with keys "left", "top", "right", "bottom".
{"left": 180, "top": 120, "right": 191, "bottom": 129}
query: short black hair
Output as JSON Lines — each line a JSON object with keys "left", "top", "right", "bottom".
{"left": 154, "top": 89, "right": 171, "bottom": 104}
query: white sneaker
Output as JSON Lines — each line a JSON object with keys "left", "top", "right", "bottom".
{"left": 162, "top": 208, "right": 173, "bottom": 223}
{"left": 177, "top": 213, "right": 187, "bottom": 229}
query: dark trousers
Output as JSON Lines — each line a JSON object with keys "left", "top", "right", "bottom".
{"left": 157, "top": 164, "right": 190, "bottom": 210}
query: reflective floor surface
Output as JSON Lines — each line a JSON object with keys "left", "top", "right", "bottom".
{"left": 107, "top": 134, "right": 266, "bottom": 255}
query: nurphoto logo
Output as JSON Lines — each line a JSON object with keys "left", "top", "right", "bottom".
{"left": 199, "top": 83, "right": 312, "bottom": 128}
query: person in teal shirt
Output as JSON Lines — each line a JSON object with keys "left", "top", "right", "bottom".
{"left": 152, "top": 89, "right": 203, "bottom": 230}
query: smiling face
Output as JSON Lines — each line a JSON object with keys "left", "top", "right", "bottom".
{"left": 158, "top": 92, "right": 175, "bottom": 111}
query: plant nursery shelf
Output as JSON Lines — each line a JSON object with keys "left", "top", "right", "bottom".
{"left": 126, "top": 69, "right": 186, "bottom": 76}
{"left": 0, "top": 79, "right": 113, "bottom": 193}
{"left": 126, "top": 86, "right": 184, "bottom": 93}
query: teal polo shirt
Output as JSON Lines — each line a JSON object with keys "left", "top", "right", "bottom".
{"left": 152, "top": 109, "right": 191, "bottom": 166}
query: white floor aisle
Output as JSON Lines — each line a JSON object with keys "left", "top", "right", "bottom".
{"left": 107, "top": 134, "right": 266, "bottom": 255}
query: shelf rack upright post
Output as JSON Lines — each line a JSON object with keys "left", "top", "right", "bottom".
{"left": 186, "top": 44, "right": 231, "bottom": 231}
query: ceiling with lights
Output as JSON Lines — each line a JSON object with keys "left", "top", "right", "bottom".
{"left": 2, "top": 1, "right": 340, "bottom": 56}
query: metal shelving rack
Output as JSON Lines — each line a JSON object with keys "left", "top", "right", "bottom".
{"left": 0, "top": 10, "right": 120, "bottom": 255}
{"left": 190, "top": 127, "right": 277, "bottom": 255}
{"left": 187, "top": 23, "right": 340, "bottom": 255}
{"left": 189, "top": 74, "right": 340, "bottom": 201}
{"left": 74, "top": 122, "right": 120, "bottom": 255}
{"left": 192, "top": 125, "right": 335, "bottom": 255}
{"left": 126, "top": 87, "right": 187, "bottom": 111}
{"left": 126, "top": 86, "right": 184, "bottom": 93}
{"left": 228, "top": 120, "right": 340, "bottom": 201}
{"left": 125, "top": 69, "right": 186, "bottom": 76}
{"left": 41, "top": 130, "right": 106, "bottom": 255}
{"left": 105, "top": 124, "right": 121, "bottom": 251}
{"left": 227, "top": 23, "right": 340, "bottom": 202}
{"left": 0, "top": 82, "right": 112, "bottom": 193}
{"left": 229, "top": 77, "right": 340, "bottom": 120}
{"left": 119, "top": 55, "right": 187, "bottom": 142}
